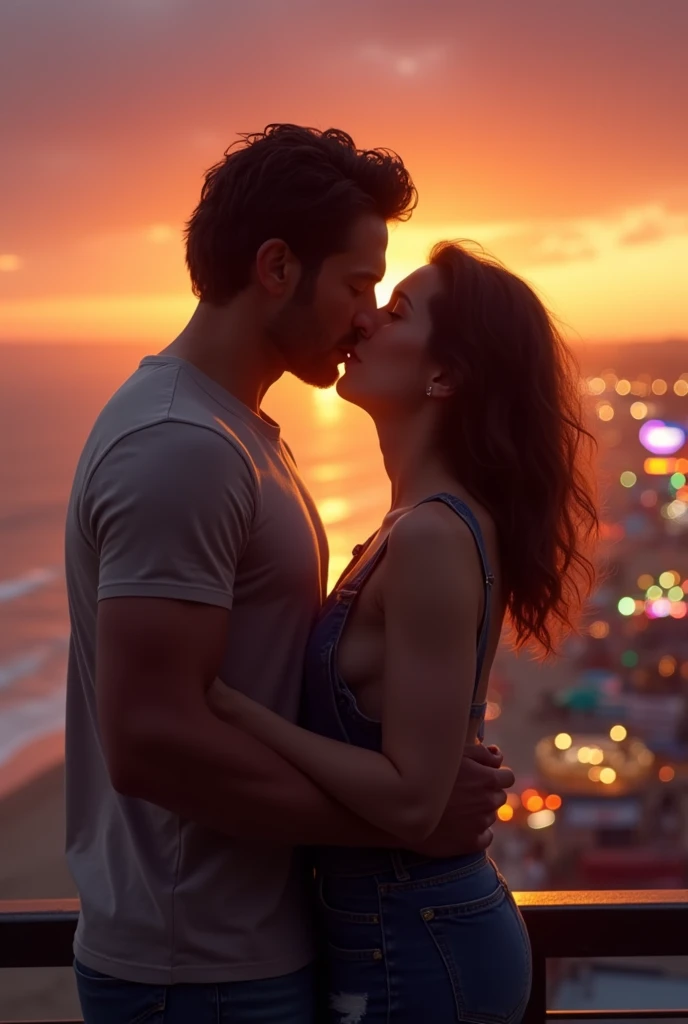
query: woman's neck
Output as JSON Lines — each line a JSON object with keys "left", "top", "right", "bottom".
{"left": 373, "top": 408, "right": 455, "bottom": 513}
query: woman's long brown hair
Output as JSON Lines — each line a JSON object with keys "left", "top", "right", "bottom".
{"left": 428, "top": 241, "right": 599, "bottom": 657}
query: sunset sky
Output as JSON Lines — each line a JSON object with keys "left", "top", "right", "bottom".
{"left": 1, "top": 0, "right": 687, "bottom": 344}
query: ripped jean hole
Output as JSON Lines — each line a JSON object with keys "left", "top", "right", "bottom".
{"left": 330, "top": 990, "right": 368, "bottom": 1023}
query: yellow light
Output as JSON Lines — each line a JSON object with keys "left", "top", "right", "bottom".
{"left": 652, "top": 379, "right": 668, "bottom": 395}
{"left": 588, "top": 748, "right": 604, "bottom": 765}
{"left": 497, "top": 804, "right": 514, "bottom": 822}
{"left": 646, "top": 585, "right": 663, "bottom": 600}
{"left": 589, "top": 620, "right": 610, "bottom": 638}
{"left": 616, "top": 379, "right": 631, "bottom": 395}
{"left": 587, "top": 377, "right": 606, "bottom": 395}
{"left": 659, "top": 766, "right": 675, "bottom": 783}
{"left": 599, "top": 768, "right": 617, "bottom": 785}
{"left": 659, "top": 571, "right": 677, "bottom": 589}
{"left": 644, "top": 457, "right": 675, "bottom": 475}
{"left": 637, "top": 574, "right": 654, "bottom": 589}
{"left": 674, "top": 380, "right": 688, "bottom": 396}
{"left": 525, "top": 795, "right": 544, "bottom": 812}
{"left": 597, "top": 403, "right": 615, "bottom": 421}
{"left": 554, "top": 733, "right": 572, "bottom": 751}
{"left": 527, "top": 809, "right": 556, "bottom": 830}
{"left": 631, "top": 402, "right": 648, "bottom": 420}
{"left": 577, "top": 746, "right": 592, "bottom": 764}
{"left": 610, "top": 725, "right": 627, "bottom": 742}
{"left": 545, "top": 794, "right": 562, "bottom": 811}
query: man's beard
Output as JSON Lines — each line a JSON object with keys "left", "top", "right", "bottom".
{"left": 268, "top": 306, "right": 355, "bottom": 389}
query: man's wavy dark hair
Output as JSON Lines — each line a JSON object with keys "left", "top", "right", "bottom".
{"left": 185, "top": 124, "right": 417, "bottom": 305}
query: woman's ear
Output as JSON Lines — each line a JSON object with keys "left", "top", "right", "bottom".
{"left": 428, "top": 365, "right": 457, "bottom": 399}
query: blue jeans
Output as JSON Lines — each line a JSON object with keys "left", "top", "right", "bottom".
{"left": 74, "top": 959, "right": 316, "bottom": 1023}
{"left": 317, "top": 851, "right": 532, "bottom": 1023}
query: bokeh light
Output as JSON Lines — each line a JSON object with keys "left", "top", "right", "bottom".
{"left": 639, "top": 420, "right": 686, "bottom": 456}
{"left": 527, "top": 809, "right": 555, "bottom": 830}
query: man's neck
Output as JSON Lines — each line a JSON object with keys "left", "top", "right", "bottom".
{"left": 163, "top": 300, "right": 285, "bottom": 413}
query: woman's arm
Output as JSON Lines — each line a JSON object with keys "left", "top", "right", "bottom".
{"left": 208, "top": 504, "right": 484, "bottom": 846}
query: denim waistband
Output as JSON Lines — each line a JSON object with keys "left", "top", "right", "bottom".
{"left": 315, "top": 846, "right": 487, "bottom": 879}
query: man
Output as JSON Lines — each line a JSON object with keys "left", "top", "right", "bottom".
{"left": 65, "top": 124, "right": 514, "bottom": 1023}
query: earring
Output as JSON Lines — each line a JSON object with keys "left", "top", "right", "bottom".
{"left": 426, "top": 384, "right": 433, "bottom": 396}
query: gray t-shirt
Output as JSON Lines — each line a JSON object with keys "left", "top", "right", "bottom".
{"left": 64, "top": 354, "right": 328, "bottom": 984}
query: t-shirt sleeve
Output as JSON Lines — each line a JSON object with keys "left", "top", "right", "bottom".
{"left": 83, "top": 421, "right": 257, "bottom": 609}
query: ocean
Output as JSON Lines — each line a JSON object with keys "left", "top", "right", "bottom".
{"left": 0, "top": 342, "right": 390, "bottom": 799}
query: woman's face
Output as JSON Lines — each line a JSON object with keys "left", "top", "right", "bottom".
{"left": 336, "top": 263, "right": 445, "bottom": 414}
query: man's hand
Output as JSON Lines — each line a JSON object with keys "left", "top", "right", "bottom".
{"left": 412, "top": 744, "right": 515, "bottom": 858}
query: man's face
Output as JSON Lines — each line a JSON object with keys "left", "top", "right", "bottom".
{"left": 269, "top": 214, "right": 388, "bottom": 388}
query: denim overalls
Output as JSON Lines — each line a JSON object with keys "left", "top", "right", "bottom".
{"left": 302, "top": 494, "right": 532, "bottom": 1024}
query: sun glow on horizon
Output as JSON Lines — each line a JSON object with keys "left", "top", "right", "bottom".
{"left": 1, "top": 205, "right": 687, "bottom": 344}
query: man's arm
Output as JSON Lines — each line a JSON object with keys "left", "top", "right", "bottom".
{"left": 98, "top": 594, "right": 404, "bottom": 845}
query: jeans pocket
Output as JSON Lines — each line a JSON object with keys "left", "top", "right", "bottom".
{"left": 421, "top": 883, "right": 532, "bottom": 1024}
{"left": 74, "top": 960, "right": 167, "bottom": 1024}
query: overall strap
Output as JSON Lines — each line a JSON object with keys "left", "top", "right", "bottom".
{"left": 415, "top": 493, "right": 495, "bottom": 706}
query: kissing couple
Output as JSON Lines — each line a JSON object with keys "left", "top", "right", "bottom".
{"left": 65, "top": 124, "right": 597, "bottom": 1023}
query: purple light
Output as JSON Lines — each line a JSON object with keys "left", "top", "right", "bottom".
{"left": 639, "top": 420, "right": 686, "bottom": 456}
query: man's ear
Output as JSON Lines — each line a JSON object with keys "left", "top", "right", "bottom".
{"left": 255, "top": 239, "right": 301, "bottom": 298}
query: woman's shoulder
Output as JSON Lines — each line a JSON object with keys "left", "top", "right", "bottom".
{"left": 386, "top": 501, "right": 484, "bottom": 578}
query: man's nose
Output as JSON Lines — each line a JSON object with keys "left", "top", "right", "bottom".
{"left": 352, "top": 308, "right": 385, "bottom": 339}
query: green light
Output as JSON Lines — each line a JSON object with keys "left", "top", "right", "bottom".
{"left": 668, "top": 586, "right": 684, "bottom": 601}
{"left": 620, "top": 471, "right": 637, "bottom": 488}
{"left": 646, "top": 585, "right": 663, "bottom": 600}
{"left": 618, "top": 597, "right": 636, "bottom": 616}
{"left": 621, "top": 650, "right": 639, "bottom": 668}
{"left": 670, "top": 472, "right": 686, "bottom": 489}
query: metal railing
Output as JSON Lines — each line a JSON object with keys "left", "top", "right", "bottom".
{"left": 1, "top": 891, "right": 687, "bottom": 1023}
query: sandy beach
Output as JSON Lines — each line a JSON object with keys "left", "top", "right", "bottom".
{"left": 0, "top": 764, "right": 81, "bottom": 1022}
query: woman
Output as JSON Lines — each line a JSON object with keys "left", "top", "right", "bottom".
{"left": 209, "top": 241, "right": 598, "bottom": 1023}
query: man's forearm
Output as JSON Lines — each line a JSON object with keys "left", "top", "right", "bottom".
{"left": 114, "top": 709, "right": 399, "bottom": 847}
